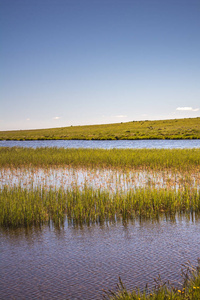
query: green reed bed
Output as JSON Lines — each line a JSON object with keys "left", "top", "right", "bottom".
{"left": 0, "top": 184, "right": 199, "bottom": 227}
{"left": 104, "top": 261, "right": 200, "bottom": 300}
{"left": 0, "top": 147, "right": 200, "bottom": 170}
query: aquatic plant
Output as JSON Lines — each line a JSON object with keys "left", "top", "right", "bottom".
{"left": 0, "top": 166, "right": 198, "bottom": 191}
{"left": 0, "top": 184, "right": 199, "bottom": 227}
{"left": 0, "top": 147, "right": 200, "bottom": 170}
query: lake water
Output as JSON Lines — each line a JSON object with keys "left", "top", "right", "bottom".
{"left": 0, "top": 139, "right": 200, "bottom": 148}
{"left": 1, "top": 215, "right": 200, "bottom": 300}
{"left": 1, "top": 139, "right": 200, "bottom": 299}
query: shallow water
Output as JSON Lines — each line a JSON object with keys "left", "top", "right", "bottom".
{"left": 1, "top": 167, "right": 199, "bottom": 191}
{"left": 0, "top": 139, "right": 200, "bottom": 149}
{"left": 0, "top": 215, "right": 200, "bottom": 300}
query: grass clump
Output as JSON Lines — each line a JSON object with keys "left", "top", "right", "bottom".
{"left": 0, "top": 148, "right": 200, "bottom": 170}
{"left": 0, "top": 185, "right": 199, "bottom": 228}
{"left": 104, "top": 261, "right": 200, "bottom": 299}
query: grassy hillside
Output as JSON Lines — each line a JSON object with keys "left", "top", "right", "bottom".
{"left": 0, "top": 117, "right": 200, "bottom": 140}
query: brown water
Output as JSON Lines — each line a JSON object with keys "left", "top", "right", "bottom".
{"left": 1, "top": 215, "right": 200, "bottom": 300}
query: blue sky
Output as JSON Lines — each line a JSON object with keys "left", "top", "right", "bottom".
{"left": 1, "top": 0, "right": 200, "bottom": 130}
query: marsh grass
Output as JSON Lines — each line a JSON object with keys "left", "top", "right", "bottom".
{"left": 1, "top": 166, "right": 199, "bottom": 191}
{"left": 0, "top": 147, "right": 200, "bottom": 170}
{"left": 0, "top": 147, "right": 200, "bottom": 228}
{"left": 0, "top": 147, "right": 199, "bottom": 227}
{"left": 0, "top": 183, "right": 199, "bottom": 227}
{"left": 103, "top": 261, "right": 200, "bottom": 300}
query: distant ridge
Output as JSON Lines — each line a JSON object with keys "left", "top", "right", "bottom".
{"left": 0, "top": 117, "right": 200, "bottom": 140}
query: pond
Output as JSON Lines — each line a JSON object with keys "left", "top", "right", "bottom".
{"left": 0, "top": 139, "right": 200, "bottom": 149}
{"left": 1, "top": 140, "right": 200, "bottom": 299}
{"left": 1, "top": 215, "right": 200, "bottom": 300}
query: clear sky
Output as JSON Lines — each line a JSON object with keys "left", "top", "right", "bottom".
{"left": 1, "top": 0, "right": 200, "bottom": 130}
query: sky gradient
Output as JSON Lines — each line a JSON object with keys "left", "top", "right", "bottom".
{"left": 1, "top": 0, "right": 200, "bottom": 130}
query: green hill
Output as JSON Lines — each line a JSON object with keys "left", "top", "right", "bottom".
{"left": 0, "top": 117, "right": 200, "bottom": 140}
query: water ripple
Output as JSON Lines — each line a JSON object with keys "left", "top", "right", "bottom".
{"left": 0, "top": 216, "right": 200, "bottom": 299}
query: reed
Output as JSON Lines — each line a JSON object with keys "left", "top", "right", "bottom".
{"left": 0, "top": 184, "right": 199, "bottom": 227}
{"left": 0, "top": 147, "right": 200, "bottom": 170}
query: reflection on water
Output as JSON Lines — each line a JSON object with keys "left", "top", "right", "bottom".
{"left": 0, "top": 139, "right": 200, "bottom": 149}
{"left": 0, "top": 215, "right": 200, "bottom": 300}
{"left": 0, "top": 167, "right": 199, "bottom": 191}
{"left": 1, "top": 160, "right": 200, "bottom": 299}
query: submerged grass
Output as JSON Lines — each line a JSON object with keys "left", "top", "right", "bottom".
{"left": 0, "top": 117, "right": 200, "bottom": 140}
{"left": 104, "top": 261, "right": 200, "bottom": 300}
{"left": 1, "top": 166, "right": 198, "bottom": 191}
{"left": 1, "top": 147, "right": 200, "bottom": 227}
{"left": 0, "top": 184, "right": 199, "bottom": 227}
{"left": 0, "top": 147, "right": 200, "bottom": 170}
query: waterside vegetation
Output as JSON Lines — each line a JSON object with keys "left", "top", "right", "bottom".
{"left": 105, "top": 261, "right": 200, "bottom": 299}
{"left": 0, "top": 117, "right": 200, "bottom": 140}
{"left": 1, "top": 147, "right": 200, "bottom": 298}
{"left": 0, "top": 147, "right": 200, "bottom": 170}
{"left": 0, "top": 184, "right": 199, "bottom": 227}
{"left": 1, "top": 147, "right": 200, "bottom": 227}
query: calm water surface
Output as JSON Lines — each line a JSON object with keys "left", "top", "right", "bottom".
{"left": 0, "top": 139, "right": 200, "bottom": 148}
{"left": 1, "top": 215, "right": 200, "bottom": 300}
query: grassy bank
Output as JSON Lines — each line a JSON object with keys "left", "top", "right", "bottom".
{"left": 0, "top": 148, "right": 200, "bottom": 170}
{"left": 0, "top": 117, "right": 200, "bottom": 140}
{"left": 105, "top": 262, "right": 200, "bottom": 299}
{"left": 0, "top": 184, "right": 199, "bottom": 227}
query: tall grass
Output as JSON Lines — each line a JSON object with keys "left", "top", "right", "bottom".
{"left": 0, "top": 147, "right": 200, "bottom": 170}
{"left": 0, "top": 184, "right": 199, "bottom": 227}
{"left": 1, "top": 147, "right": 200, "bottom": 227}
